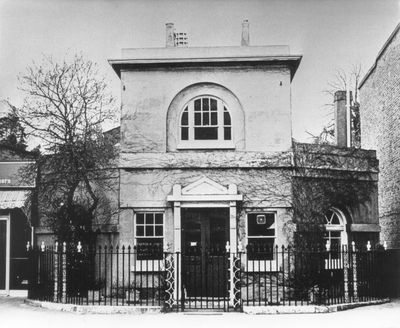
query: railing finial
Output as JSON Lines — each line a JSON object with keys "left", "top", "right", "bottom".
{"left": 55, "top": 241, "right": 58, "bottom": 252}
{"left": 77, "top": 241, "right": 82, "bottom": 253}
{"left": 63, "top": 242, "right": 66, "bottom": 253}
{"left": 366, "top": 240, "right": 371, "bottom": 251}
{"left": 40, "top": 241, "right": 45, "bottom": 252}
{"left": 325, "top": 239, "right": 331, "bottom": 252}
{"left": 225, "top": 241, "right": 230, "bottom": 253}
{"left": 352, "top": 241, "right": 356, "bottom": 252}
{"left": 383, "top": 241, "right": 387, "bottom": 250}
{"left": 26, "top": 241, "right": 30, "bottom": 251}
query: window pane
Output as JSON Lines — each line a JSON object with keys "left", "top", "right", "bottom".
{"left": 211, "top": 112, "right": 218, "bottom": 125}
{"left": 224, "top": 127, "right": 231, "bottom": 140}
{"left": 210, "top": 98, "right": 217, "bottom": 111}
{"left": 181, "top": 127, "right": 188, "bottom": 140}
{"left": 203, "top": 98, "right": 209, "bottom": 111}
{"left": 247, "top": 238, "right": 274, "bottom": 260}
{"left": 145, "top": 225, "right": 154, "bottom": 236}
{"left": 224, "top": 109, "right": 231, "bottom": 125}
{"left": 155, "top": 226, "right": 163, "bottom": 236}
{"left": 194, "top": 127, "right": 218, "bottom": 140}
{"left": 203, "top": 112, "right": 209, "bottom": 125}
{"left": 181, "top": 110, "right": 188, "bottom": 125}
{"left": 248, "top": 213, "right": 275, "bottom": 237}
{"left": 136, "top": 226, "right": 144, "bottom": 236}
{"left": 137, "top": 213, "right": 144, "bottom": 224}
{"left": 136, "top": 238, "right": 163, "bottom": 260}
{"left": 194, "top": 99, "right": 201, "bottom": 111}
{"left": 194, "top": 113, "right": 201, "bottom": 126}
{"left": 155, "top": 213, "right": 163, "bottom": 224}
{"left": 145, "top": 213, "right": 154, "bottom": 224}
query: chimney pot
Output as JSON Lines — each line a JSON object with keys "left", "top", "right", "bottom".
{"left": 241, "top": 19, "right": 250, "bottom": 46}
{"left": 166, "top": 22, "right": 175, "bottom": 48}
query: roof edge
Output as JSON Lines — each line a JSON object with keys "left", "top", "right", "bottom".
{"left": 359, "top": 22, "right": 400, "bottom": 88}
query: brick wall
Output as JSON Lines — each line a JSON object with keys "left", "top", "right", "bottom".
{"left": 360, "top": 28, "right": 400, "bottom": 248}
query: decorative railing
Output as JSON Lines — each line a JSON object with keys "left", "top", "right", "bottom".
{"left": 25, "top": 241, "right": 396, "bottom": 311}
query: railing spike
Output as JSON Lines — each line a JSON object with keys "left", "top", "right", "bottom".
{"left": 352, "top": 241, "right": 356, "bottom": 252}
{"left": 40, "top": 241, "right": 45, "bottom": 252}
{"left": 26, "top": 241, "right": 30, "bottom": 251}
{"left": 367, "top": 240, "right": 371, "bottom": 251}
{"left": 77, "top": 241, "right": 82, "bottom": 253}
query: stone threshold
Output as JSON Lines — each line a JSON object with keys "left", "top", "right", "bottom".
{"left": 243, "top": 299, "right": 390, "bottom": 314}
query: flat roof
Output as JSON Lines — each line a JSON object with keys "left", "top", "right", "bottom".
{"left": 109, "top": 45, "right": 302, "bottom": 80}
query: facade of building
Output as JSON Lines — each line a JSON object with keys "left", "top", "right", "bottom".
{"left": 0, "top": 146, "right": 34, "bottom": 295}
{"left": 359, "top": 23, "right": 400, "bottom": 249}
{"left": 105, "top": 21, "right": 380, "bottom": 294}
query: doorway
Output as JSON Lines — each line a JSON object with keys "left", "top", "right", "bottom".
{"left": 181, "top": 208, "right": 229, "bottom": 303}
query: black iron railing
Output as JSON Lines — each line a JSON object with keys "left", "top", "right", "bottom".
{"left": 26, "top": 242, "right": 396, "bottom": 311}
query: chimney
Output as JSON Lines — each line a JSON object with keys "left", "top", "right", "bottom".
{"left": 334, "top": 90, "right": 352, "bottom": 147}
{"left": 166, "top": 23, "right": 175, "bottom": 47}
{"left": 241, "top": 20, "right": 250, "bottom": 46}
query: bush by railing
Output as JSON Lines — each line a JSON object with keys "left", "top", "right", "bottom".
{"left": 26, "top": 242, "right": 394, "bottom": 311}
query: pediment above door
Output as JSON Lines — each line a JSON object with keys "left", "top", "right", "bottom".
{"left": 167, "top": 176, "right": 242, "bottom": 202}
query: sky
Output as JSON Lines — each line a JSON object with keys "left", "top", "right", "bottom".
{"left": 0, "top": 0, "right": 399, "bottom": 144}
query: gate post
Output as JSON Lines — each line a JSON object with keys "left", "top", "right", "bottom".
{"left": 351, "top": 241, "right": 358, "bottom": 302}
{"left": 61, "top": 242, "right": 67, "bottom": 303}
{"left": 53, "top": 242, "right": 59, "bottom": 302}
{"left": 343, "top": 245, "right": 350, "bottom": 303}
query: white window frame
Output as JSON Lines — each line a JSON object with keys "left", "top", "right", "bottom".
{"left": 177, "top": 95, "right": 235, "bottom": 150}
{"left": 324, "top": 208, "right": 348, "bottom": 270}
{"left": 245, "top": 211, "right": 278, "bottom": 272}
{"left": 132, "top": 211, "right": 165, "bottom": 272}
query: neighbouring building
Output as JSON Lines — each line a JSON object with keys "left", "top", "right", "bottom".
{"left": 359, "top": 22, "right": 400, "bottom": 249}
{"left": 0, "top": 145, "right": 34, "bottom": 296}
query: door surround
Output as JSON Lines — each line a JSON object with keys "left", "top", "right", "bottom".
{"left": 167, "top": 177, "right": 242, "bottom": 306}
{"left": 167, "top": 177, "right": 242, "bottom": 253}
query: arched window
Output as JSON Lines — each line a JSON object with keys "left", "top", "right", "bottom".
{"left": 178, "top": 96, "right": 234, "bottom": 149}
{"left": 324, "top": 208, "right": 348, "bottom": 251}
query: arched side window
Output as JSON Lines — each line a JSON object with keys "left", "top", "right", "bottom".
{"left": 179, "top": 96, "right": 232, "bottom": 143}
{"left": 323, "top": 208, "right": 348, "bottom": 251}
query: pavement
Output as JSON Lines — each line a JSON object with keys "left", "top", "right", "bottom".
{"left": 0, "top": 296, "right": 399, "bottom": 328}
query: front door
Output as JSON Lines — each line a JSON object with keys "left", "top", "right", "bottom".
{"left": 181, "top": 208, "right": 229, "bottom": 300}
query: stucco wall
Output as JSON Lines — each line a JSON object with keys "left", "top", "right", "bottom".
{"left": 118, "top": 168, "right": 293, "bottom": 247}
{"left": 120, "top": 65, "right": 292, "bottom": 153}
{"left": 360, "top": 29, "right": 400, "bottom": 248}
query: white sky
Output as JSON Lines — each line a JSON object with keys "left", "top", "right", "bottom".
{"left": 0, "top": 0, "right": 399, "bottom": 142}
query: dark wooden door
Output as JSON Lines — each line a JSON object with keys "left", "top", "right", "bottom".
{"left": 0, "top": 220, "right": 6, "bottom": 290}
{"left": 181, "top": 208, "right": 229, "bottom": 298}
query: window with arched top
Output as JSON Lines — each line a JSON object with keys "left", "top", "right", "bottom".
{"left": 178, "top": 96, "right": 234, "bottom": 149}
{"left": 324, "top": 209, "right": 344, "bottom": 251}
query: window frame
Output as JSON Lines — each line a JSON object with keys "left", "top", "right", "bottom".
{"left": 177, "top": 95, "right": 235, "bottom": 150}
{"left": 245, "top": 211, "right": 278, "bottom": 272}
{"left": 133, "top": 210, "right": 165, "bottom": 272}
{"left": 323, "top": 208, "right": 348, "bottom": 270}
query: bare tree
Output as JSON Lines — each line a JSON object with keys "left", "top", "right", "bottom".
{"left": 311, "top": 64, "right": 362, "bottom": 147}
{"left": 11, "top": 54, "right": 118, "bottom": 244}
